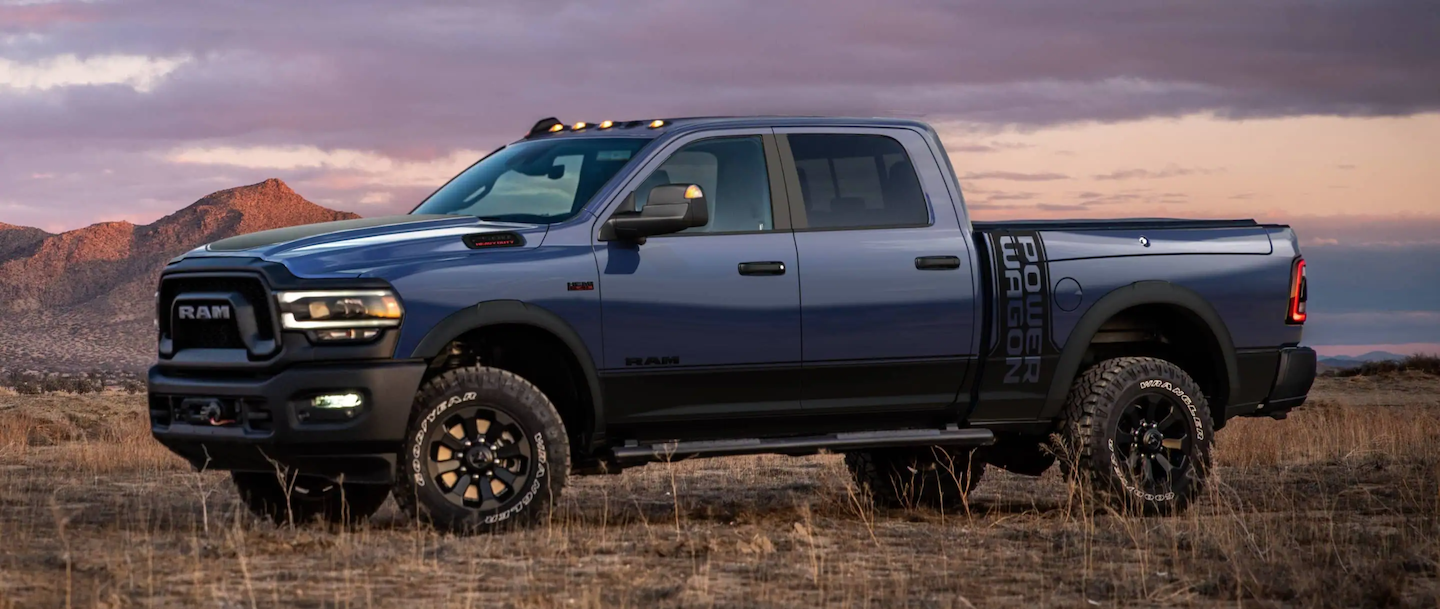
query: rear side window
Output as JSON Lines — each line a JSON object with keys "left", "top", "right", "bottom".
{"left": 788, "top": 134, "right": 929, "bottom": 230}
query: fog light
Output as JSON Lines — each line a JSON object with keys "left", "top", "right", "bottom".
{"left": 312, "top": 393, "right": 363, "bottom": 409}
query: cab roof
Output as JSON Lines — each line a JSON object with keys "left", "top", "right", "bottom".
{"left": 521, "top": 116, "right": 937, "bottom": 141}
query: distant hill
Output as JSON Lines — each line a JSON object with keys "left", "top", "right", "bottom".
{"left": 1318, "top": 351, "right": 1406, "bottom": 372}
{"left": 0, "top": 179, "right": 359, "bottom": 370}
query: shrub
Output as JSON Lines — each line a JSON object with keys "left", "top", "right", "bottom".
{"left": 1333, "top": 353, "right": 1440, "bottom": 377}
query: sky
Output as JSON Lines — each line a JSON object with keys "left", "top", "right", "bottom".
{"left": 0, "top": 0, "right": 1437, "bottom": 354}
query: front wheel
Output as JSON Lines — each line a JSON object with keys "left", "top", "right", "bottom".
{"left": 394, "top": 366, "right": 569, "bottom": 534}
{"left": 1060, "top": 356, "right": 1214, "bottom": 514}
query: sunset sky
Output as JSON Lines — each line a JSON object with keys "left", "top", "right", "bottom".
{"left": 1, "top": 0, "right": 1436, "bottom": 354}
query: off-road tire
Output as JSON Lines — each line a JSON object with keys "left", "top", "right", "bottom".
{"left": 394, "top": 366, "right": 569, "bottom": 534}
{"left": 232, "top": 471, "right": 390, "bottom": 526}
{"left": 1059, "top": 356, "right": 1214, "bottom": 514}
{"left": 845, "top": 446, "right": 985, "bottom": 509}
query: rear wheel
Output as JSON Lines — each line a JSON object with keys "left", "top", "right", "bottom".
{"left": 232, "top": 471, "right": 390, "bottom": 525}
{"left": 394, "top": 366, "right": 569, "bottom": 534}
{"left": 1060, "top": 356, "right": 1213, "bottom": 513}
{"left": 845, "top": 446, "right": 985, "bottom": 509}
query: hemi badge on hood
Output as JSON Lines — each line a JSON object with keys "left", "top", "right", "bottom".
{"left": 463, "top": 231, "right": 525, "bottom": 249}
{"left": 567, "top": 281, "right": 595, "bottom": 292}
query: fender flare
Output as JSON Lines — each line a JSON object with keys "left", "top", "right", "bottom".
{"left": 410, "top": 300, "right": 606, "bottom": 449}
{"left": 1038, "top": 281, "right": 1239, "bottom": 421}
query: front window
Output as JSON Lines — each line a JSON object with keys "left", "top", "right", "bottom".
{"left": 634, "top": 136, "right": 774, "bottom": 233}
{"left": 413, "top": 137, "right": 651, "bottom": 223}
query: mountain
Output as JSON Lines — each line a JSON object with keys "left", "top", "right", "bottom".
{"left": 1352, "top": 351, "right": 1406, "bottom": 362}
{"left": 0, "top": 179, "right": 359, "bottom": 370}
{"left": 0, "top": 222, "right": 49, "bottom": 261}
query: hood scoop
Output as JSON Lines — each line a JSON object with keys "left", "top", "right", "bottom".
{"left": 463, "top": 231, "right": 526, "bottom": 249}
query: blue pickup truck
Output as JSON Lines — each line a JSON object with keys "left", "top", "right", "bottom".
{"left": 149, "top": 116, "right": 1316, "bottom": 531}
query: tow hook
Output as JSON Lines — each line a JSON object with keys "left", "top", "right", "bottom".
{"left": 179, "top": 398, "right": 238, "bottom": 426}
{"left": 199, "top": 402, "right": 235, "bottom": 425}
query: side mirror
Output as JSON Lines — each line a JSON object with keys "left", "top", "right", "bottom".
{"left": 600, "top": 184, "right": 709, "bottom": 242}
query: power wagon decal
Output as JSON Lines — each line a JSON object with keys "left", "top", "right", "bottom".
{"left": 976, "top": 230, "right": 1060, "bottom": 415}
{"left": 993, "top": 231, "right": 1055, "bottom": 383}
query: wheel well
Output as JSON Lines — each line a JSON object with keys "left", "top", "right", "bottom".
{"left": 424, "top": 324, "right": 596, "bottom": 464}
{"left": 1080, "top": 304, "right": 1231, "bottom": 428}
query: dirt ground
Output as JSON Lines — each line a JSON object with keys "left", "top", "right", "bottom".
{"left": 1, "top": 375, "right": 1437, "bottom": 608}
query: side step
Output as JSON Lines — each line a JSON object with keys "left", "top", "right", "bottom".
{"left": 611, "top": 427, "right": 995, "bottom": 464}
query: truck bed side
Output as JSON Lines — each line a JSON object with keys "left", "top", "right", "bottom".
{"left": 968, "top": 220, "right": 1303, "bottom": 430}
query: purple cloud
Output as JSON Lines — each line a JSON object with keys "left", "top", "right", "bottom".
{"left": 0, "top": 0, "right": 1436, "bottom": 229}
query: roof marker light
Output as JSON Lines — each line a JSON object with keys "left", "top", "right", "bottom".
{"left": 648, "top": 119, "right": 666, "bottom": 129}
{"left": 599, "top": 120, "right": 614, "bottom": 129}
{"left": 573, "top": 121, "right": 588, "bottom": 130}
{"left": 548, "top": 123, "right": 565, "bottom": 133}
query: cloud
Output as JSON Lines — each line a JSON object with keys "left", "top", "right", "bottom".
{"left": 165, "top": 145, "right": 483, "bottom": 188}
{"left": 0, "top": 0, "right": 1435, "bottom": 154}
{"left": 0, "top": 53, "right": 190, "bottom": 92}
{"left": 1304, "top": 244, "right": 1440, "bottom": 314}
{"left": 358, "top": 191, "right": 393, "bottom": 206}
{"left": 946, "top": 141, "right": 1034, "bottom": 154}
{"left": 1092, "top": 166, "right": 1217, "bottom": 180}
{"left": 1303, "top": 310, "right": 1440, "bottom": 346}
{"left": 0, "top": 0, "right": 1437, "bottom": 231}
{"left": 984, "top": 192, "right": 1039, "bottom": 201}
{"left": 1036, "top": 203, "right": 1089, "bottom": 212}
{"left": 1277, "top": 214, "right": 1440, "bottom": 248}
{"left": 960, "top": 171, "right": 1070, "bottom": 181}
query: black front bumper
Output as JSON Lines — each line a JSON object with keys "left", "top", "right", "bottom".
{"left": 149, "top": 361, "right": 427, "bottom": 483}
{"left": 1254, "top": 346, "right": 1317, "bottom": 418}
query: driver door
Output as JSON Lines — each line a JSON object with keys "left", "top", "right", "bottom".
{"left": 594, "top": 130, "right": 803, "bottom": 434}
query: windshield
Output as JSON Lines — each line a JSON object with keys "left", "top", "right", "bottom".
{"left": 412, "top": 137, "right": 651, "bottom": 223}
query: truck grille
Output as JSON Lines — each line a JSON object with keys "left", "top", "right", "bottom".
{"left": 158, "top": 274, "right": 277, "bottom": 357}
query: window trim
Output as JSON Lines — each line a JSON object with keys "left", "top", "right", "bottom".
{"left": 774, "top": 132, "right": 935, "bottom": 233}
{"left": 595, "top": 130, "right": 792, "bottom": 239}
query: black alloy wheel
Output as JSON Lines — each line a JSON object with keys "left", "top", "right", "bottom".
{"left": 425, "top": 406, "right": 535, "bottom": 511}
{"left": 395, "top": 366, "right": 569, "bottom": 533}
{"left": 1060, "top": 356, "right": 1214, "bottom": 513}
{"left": 1113, "top": 391, "right": 1194, "bottom": 499}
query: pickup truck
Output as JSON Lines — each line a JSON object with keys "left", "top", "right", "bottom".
{"left": 149, "top": 116, "right": 1316, "bottom": 531}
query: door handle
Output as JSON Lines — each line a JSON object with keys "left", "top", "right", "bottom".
{"left": 738, "top": 261, "right": 786, "bottom": 276}
{"left": 915, "top": 255, "right": 962, "bottom": 270}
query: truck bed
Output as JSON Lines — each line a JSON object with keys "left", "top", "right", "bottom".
{"left": 973, "top": 218, "right": 1271, "bottom": 231}
{"left": 974, "top": 218, "right": 1281, "bottom": 261}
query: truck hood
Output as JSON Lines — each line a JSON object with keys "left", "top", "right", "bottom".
{"left": 177, "top": 214, "right": 549, "bottom": 277}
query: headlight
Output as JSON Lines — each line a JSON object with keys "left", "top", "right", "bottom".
{"left": 275, "top": 290, "right": 403, "bottom": 333}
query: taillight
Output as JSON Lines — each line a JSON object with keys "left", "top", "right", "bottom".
{"left": 1287, "top": 258, "right": 1307, "bottom": 324}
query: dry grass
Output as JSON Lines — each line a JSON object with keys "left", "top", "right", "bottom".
{"left": 1, "top": 374, "right": 1437, "bottom": 608}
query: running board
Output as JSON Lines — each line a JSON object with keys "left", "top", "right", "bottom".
{"left": 611, "top": 427, "right": 995, "bottom": 463}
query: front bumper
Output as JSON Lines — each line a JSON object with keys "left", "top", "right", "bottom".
{"left": 1254, "top": 346, "right": 1316, "bottom": 418}
{"left": 149, "top": 360, "right": 427, "bottom": 483}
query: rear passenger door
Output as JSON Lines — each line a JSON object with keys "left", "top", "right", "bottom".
{"left": 775, "top": 128, "right": 980, "bottom": 418}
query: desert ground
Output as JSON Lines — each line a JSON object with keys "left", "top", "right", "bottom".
{"left": 1, "top": 374, "right": 1437, "bottom": 608}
